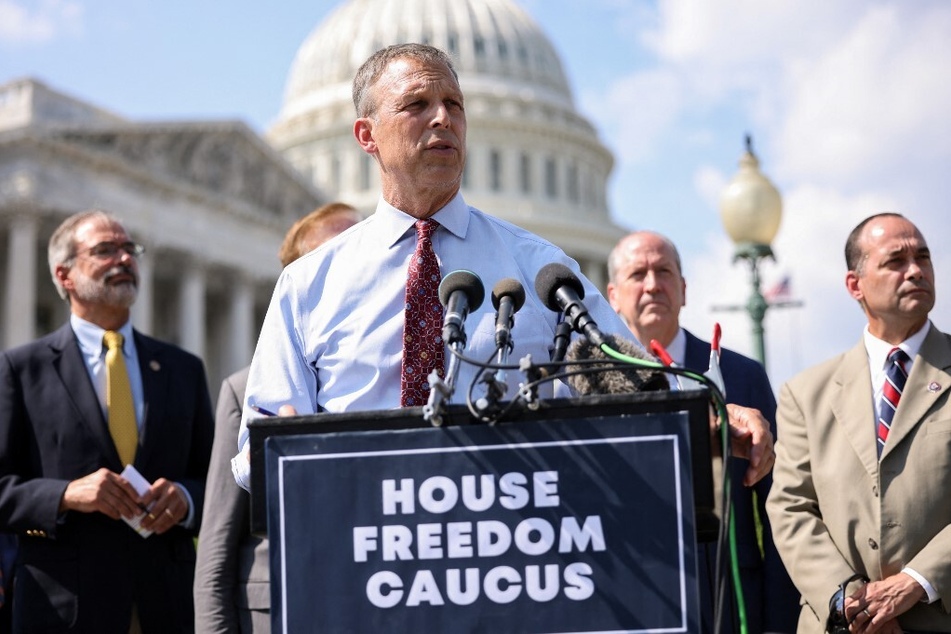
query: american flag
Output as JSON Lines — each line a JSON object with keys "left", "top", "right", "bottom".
{"left": 764, "top": 275, "right": 791, "bottom": 302}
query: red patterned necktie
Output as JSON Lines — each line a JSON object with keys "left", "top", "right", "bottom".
{"left": 400, "top": 219, "right": 444, "bottom": 407}
{"left": 877, "top": 347, "right": 908, "bottom": 458}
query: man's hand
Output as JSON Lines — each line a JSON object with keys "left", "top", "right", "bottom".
{"left": 844, "top": 572, "right": 926, "bottom": 633}
{"left": 723, "top": 403, "right": 775, "bottom": 486}
{"left": 60, "top": 468, "right": 142, "bottom": 519}
{"left": 139, "top": 478, "right": 188, "bottom": 535}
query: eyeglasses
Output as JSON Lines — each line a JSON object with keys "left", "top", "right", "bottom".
{"left": 72, "top": 241, "right": 146, "bottom": 261}
{"left": 827, "top": 572, "right": 869, "bottom": 634}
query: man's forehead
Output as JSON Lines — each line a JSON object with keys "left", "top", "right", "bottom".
{"left": 382, "top": 58, "right": 459, "bottom": 90}
{"left": 622, "top": 236, "right": 677, "bottom": 265}
{"left": 76, "top": 218, "right": 129, "bottom": 243}
{"left": 863, "top": 219, "right": 927, "bottom": 252}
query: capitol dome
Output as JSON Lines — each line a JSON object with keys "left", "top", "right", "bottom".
{"left": 268, "top": 0, "right": 622, "bottom": 289}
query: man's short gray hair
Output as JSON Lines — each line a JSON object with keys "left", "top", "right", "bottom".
{"left": 352, "top": 43, "right": 458, "bottom": 118}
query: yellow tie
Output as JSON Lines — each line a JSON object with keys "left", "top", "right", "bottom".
{"left": 103, "top": 331, "right": 138, "bottom": 466}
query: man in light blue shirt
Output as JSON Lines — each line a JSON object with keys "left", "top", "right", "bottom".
{"left": 233, "top": 44, "right": 775, "bottom": 490}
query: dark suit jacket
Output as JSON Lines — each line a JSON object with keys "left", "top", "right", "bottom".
{"left": 0, "top": 322, "right": 214, "bottom": 634}
{"left": 194, "top": 367, "right": 270, "bottom": 634}
{"left": 683, "top": 329, "right": 799, "bottom": 633}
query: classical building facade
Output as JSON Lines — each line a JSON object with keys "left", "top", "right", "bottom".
{"left": 0, "top": 78, "right": 323, "bottom": 387}
{"left": 1, "top": 0, "right": 623, "bottom": 388}
{"left": 269, "top": 0, "right": 622, "bottom": 290}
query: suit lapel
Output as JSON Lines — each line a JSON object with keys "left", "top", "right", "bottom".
{"left": 831, "top": 341, "right": 879, "bottom": 478}
{"left": 682, "top": 330, "right": 706, "bottom": 373}
{"left": 881, "top": 326, "right": 951, "bottom": 460}
{"left": 133, "top": 330, "right": 166, "bottom": 469}
{"left": 49, "top": 324, "right": 121, "bottom": 465}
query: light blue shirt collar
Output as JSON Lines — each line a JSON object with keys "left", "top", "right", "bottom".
{"left": 69, "top": 313, "right": 144, "bottom": 429}
{"left": 71, "top": 313, "right": 134, "bottom": 358}
{"left": 374, "top": 192, "right": 470, "bottom": 248}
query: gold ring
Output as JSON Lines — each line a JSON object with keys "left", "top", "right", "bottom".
{"left": 164, "top": 508, "right": 175, "bottom": 519}
{"left": 147, "top": 513, "right": 157, "bottom": 521}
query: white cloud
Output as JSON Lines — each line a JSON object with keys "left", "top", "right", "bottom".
{"left": 581, "top": 68, "right": 685, "bottom": 164}
{"left": 0, "top": 0, "right": 83, "bottom": 45}
{"left": 693, "top": 165, "right": 727, "bottom": 211}
{"left": 777, "top": 3, "right": 951, "bottom": 186}
{"left": 590, "top": 0, "right": 951, "bottom": 390}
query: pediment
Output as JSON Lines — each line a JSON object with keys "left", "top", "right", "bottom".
{"left": 49, "top": 122, "right": 322, "bottom": 218}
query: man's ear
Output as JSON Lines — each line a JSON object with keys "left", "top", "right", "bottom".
{"left": 353, "top": 118, "right": 377, "bottom": 154}
{"left": 607, "top": 282, "right": 619, "bottom": 312}
{"left": 55, "top": 265, "right": 73, "bottom": 293}
{"left": 845, "top": 270, "right": 863, "bottom": 302}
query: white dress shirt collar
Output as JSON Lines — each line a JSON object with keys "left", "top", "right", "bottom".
{"left": 863, "top": 320, "right": 930, "bottom": 376}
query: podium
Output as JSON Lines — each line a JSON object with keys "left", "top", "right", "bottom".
{"left": 248, "top": 390, "right": 715, "bottom": 633}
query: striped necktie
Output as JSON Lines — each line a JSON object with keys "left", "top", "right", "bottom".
{"left": 877, "top": 347, "right": 908, "bottom": 458}
{"left": 400, "top": 219, "right": 444, "bottom": 407}
{"left": 104, "top": 331, "right": 138, "bottom": 465}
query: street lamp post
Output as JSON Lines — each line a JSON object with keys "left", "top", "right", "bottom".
{"left": 714, "top": 135, "right": 793, "bottom": 368}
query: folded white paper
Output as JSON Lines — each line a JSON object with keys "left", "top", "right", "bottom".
{"left": 120, "top": 464, "right": 154, "bottom": 539}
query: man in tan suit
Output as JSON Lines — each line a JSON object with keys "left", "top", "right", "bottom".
{"left": 767, "top": 213, "right": 951, "bottom": 633}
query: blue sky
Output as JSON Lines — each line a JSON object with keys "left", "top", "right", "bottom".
{"left": 3, "top": 0, "right": 949, "bottom": 390}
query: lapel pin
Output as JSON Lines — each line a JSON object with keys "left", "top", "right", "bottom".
{"left": 928, "top": 381, "right": 941, "bottom": 393}
{"left": 150, "top": 360, "right": 161, "bottom": 372}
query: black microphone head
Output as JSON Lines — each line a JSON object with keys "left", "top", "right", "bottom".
{"left": 438, "top": 270, "right": 485, "bottom": 311}
{"left": 565, "top": 333, "right": 670, "bottom": 395}
{"left": 491, "top": 278, "right": 526, "bottom": 311}
{"left": 534, "top": 263, "right": 585, "bottom": 312}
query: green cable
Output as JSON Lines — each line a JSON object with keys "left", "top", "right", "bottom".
{"left": 716, "top": 399, "right": 748, "bottom": 634}
{"left": 600, "top": 343, "right": 748, "bottom": 634}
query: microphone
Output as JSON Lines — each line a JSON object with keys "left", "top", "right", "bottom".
{"left": 476, "top": 279, "right": 527, "bottom": 415}
{"left": 565, "top": 333, "right": 669, "bottom": 395}
{"left": 491, "top": 278, "right": 526, "bottom": 351}
{"left": 438, "top": 270, "right": 485, "bottom": 347}
{"left": 550, "top": 320, "right": 573, "bottom": 363}
{"left": 534, "top": 263, "right": 607, "bottom": 347}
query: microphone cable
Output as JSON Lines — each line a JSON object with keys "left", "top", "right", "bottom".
{"left": 445, "top": 336, "right": 747, "bottom": 634}
{"left": 599, "top": 341, "right": 747, "bottom": 634}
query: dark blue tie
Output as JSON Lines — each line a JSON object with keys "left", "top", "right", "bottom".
{"left": 878, "top": 347, "right": 908, "bottom": 458}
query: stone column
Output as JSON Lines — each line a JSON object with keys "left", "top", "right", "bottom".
{"left": 4, "top": 214, "right": 38, "bottom": 348}
{"left": 224, "top": 275, "right": 255, "bottom": 376}
{"left": 581, "top": 257, "right": 607, "bottom": 296}
{"left": 178, "top": 261, "right": 206, "bottom": 360}
{"left": 131, "top": 250, "right": 154, "bottom": 335}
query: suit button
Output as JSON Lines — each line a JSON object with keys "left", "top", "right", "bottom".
{"left": 872, "top": 485, "right": 878, "bottom": 497}
{"left": 868, "top": 538, "right": 878, "bottom": 550}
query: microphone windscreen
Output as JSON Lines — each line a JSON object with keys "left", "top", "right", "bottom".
{"left": 438, "top": 270, "right": 485, "bottom": 311}
{"left": 565, "top": 333, "right": 670, "bottom": 395}
{"left": 491, "top": 278, "right": 526, "bottom": 311}
{"left": 534, "top": 263, "right": 584, "bottom": 312}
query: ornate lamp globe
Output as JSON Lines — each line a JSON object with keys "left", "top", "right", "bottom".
{"left": 719, "top": 135, "right": 782, "bottom": 258}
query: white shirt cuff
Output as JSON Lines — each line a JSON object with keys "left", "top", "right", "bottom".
{"left": 231, "top": 448, "right": 251, "bottom": 492}
{"left": 902, "top": 567, "right": 939, "bottom": 604}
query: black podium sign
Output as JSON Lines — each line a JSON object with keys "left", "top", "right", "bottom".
{"left": 264, "top": 408, "right": 702, "bottom": 633}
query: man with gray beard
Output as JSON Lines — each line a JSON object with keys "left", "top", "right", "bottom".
{"left": 0, "top": 210, "right": 214, "bottom": 633}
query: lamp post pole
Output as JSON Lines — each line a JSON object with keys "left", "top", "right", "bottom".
{"left": 733, "top": 243, "right": 773, "bottom": 367}
{"left": 713, "top": 136, "right": 800, "bottom": 369}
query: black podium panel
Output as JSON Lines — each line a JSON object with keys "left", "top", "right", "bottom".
{"left": 265, "top": 408, "right": 703, "bottom": 633}
{"left": 248, "top": 391, "right": 717, "bottom": 538}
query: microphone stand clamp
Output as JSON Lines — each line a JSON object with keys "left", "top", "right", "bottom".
{"left": 423, "top": 370, "right": 451, "bottom": 427}
{"left": 424, "top": 341, "right": 464, "bottom": 427}
{"left": 517, "top": 354, "right": 543, "bottom": 410}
